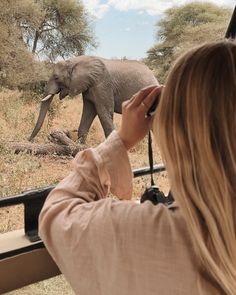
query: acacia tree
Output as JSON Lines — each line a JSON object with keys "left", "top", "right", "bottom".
{"left": 0, "top": 0, "right": 45, "bottom": 87}
{"left": 145, "top": 2, "right": 231, "bottom": 83}
{"left": 22, "top": 0, "right": 97, "bottom": 61}
{"left": 0, "top": 0, "right": 96, "bottom": 89}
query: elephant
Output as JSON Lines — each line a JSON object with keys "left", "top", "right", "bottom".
{"left": 29, "top": 56, "right": 158, "bottom": 143}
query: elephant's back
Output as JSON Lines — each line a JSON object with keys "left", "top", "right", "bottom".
{"left": 104, "top": 59, "right": 157, "bottom": 80}
{"left": 102, "top": 59, "right": 158, "bottom": 113}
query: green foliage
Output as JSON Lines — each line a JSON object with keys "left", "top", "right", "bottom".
{"left": 0, "top": 0, "right": 44, "bottom": 89}
{"left": 145, "top": 2, "right": 232, "bottom": 83}
{"left": 0, "top": 0, "right": 96, "bottom": 92}
{"left": 22, "top": 0, "right": 97, "bottom": 61}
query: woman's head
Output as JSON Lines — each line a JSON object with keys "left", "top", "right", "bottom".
{"left": 154, "top": 41, "right": 236, "bottom": 294}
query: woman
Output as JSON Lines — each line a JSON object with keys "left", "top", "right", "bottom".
{"left": 39, "top": 41, "right": 236, "bottom": 295}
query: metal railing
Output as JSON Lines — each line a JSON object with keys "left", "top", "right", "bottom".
{"left": 0, "top": 164, "right": 165, "bottom": 245}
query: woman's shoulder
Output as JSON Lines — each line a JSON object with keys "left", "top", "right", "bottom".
{"left": 90, "top": 198, "right": 191, "bottom": 246}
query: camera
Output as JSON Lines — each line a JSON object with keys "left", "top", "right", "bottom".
{"left": 147, "top": 93, "right": 161, "bottom": 117}
{"left": 141, "top": 186, "right": 174, "bottom": 206}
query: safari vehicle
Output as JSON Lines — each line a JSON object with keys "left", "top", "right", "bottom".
{"left": 0, "top": 5, "right": 235, "bottom": 294}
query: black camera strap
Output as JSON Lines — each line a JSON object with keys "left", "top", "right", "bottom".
{"left": 140, "top": 131, "right": 174, "bottom": 205}
{"left": 148, "top": 131, "right": 155, "bottom": 186}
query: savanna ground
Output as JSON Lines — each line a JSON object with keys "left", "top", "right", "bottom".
{"left": 0, "top": 89, "right": 169, "bottom": 294}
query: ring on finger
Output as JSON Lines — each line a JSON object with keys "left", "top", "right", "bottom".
{"left": 141, "top": 101, "right": 148, "bottom": 109}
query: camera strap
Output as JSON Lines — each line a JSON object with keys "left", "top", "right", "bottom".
{"left": 140, "top": 131, "right": 174, "bottom": 206}
{"left": 148, "top": 131, "right": 155, "bottom": 186}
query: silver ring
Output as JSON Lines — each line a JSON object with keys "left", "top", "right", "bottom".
{"left": 141, "top": 101, "right": 148, "bottom": 109}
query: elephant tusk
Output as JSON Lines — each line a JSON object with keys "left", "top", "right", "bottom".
{"left": 41, "top": 94, "right": 53, "bottom": 102}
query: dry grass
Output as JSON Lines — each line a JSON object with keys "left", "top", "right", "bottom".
{"left": 0, "top": 89, "right": 169, "bottom": 294}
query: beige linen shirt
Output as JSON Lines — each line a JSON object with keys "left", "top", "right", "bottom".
{"left": 39, "top": 131, "right": 219, "bottom": 295}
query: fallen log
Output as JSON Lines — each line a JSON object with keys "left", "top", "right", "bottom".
{"left": 10, "top": 130, "right": 88, "bottom": 156}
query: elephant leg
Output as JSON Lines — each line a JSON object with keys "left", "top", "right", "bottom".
{"left": 78, "top": 98, "right": 97, "bottom": 143}
{"left": 89, "top": 85, "right": 115, "bottom": 138}
{"left": 96, "top": 107, "right": 115, "bottom": 138}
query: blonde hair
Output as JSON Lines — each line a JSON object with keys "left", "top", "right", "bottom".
{"left": 154, "top": 41, "right": 236, "bottom": 294}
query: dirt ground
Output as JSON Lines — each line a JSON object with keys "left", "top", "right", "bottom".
{"left": 0, "top": 90, "right": 169, "bottom": 294}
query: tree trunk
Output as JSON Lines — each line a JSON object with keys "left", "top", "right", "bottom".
{"left": 9, "top": 130, "right": 88, "bottom": 157}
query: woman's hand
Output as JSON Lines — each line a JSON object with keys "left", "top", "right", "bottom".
{"left": 118, "top": 85, "right": 163, "bottom": 150}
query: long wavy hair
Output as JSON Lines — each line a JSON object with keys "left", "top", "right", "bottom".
{"left": 154, "top": 41, "right": 236, "bottom": 294}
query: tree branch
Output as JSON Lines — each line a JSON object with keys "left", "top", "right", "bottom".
{"left": 9, "top": 130, "right": 88, "bottom": 157}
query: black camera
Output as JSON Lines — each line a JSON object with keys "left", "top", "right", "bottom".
{"left": 141, "top": 186, "right": 174, "bottom": 206}
{"left": 147, "top": 94, "right": 161, "bottom": 117}
{"left": 146, "top": 93, "right": 161, "bottom": 117}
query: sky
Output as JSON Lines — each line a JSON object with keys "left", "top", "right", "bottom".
{"left": 82, "top": 0, "right": 236, "bottom": 60}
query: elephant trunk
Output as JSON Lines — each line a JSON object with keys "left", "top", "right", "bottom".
{"left": 28, "top": 94, "right": 54, "bottom": 141}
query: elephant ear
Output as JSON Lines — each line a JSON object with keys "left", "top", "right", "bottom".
{"left": 69, "top": 56, "right": 106, "bottom": 95}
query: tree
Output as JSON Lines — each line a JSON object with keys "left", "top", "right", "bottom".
{"left": 145, "top": 2, "right": 232, "bottom": 83}
{"left": 0, "top": 0, "right": 46, "bottom": 88}
{"left": 21, "top": 0, "right": 97, "bottom": 61}
{"left": 0, "top": 0, "right": 96, "bottom": 90}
